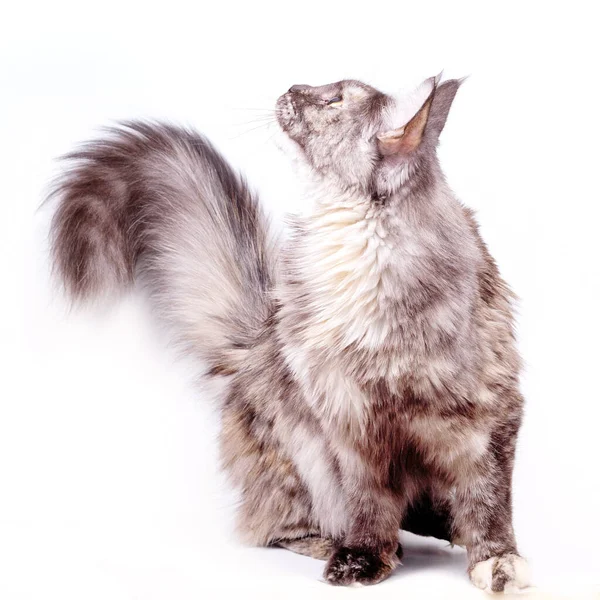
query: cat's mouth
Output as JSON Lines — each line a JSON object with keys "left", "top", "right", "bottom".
{"left": 275, "top": 93, "right": 297, "bottom": 131}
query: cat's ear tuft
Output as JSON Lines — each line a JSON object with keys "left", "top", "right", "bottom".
{"left": 424, "top": 77, "right": 465, "bottom": 142}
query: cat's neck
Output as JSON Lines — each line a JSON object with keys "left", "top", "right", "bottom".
{"left": 297, "top": 160, "right": 442, "bottom": 217}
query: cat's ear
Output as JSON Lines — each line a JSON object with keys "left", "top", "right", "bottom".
{"left": 377, "top": 76, "right": 463, "bottom": 156}
{"left": 377, "top": 78, "right": 436, "bottom": 156}
{"left": 424, "top": 78, "right": 464, "bottom": 142}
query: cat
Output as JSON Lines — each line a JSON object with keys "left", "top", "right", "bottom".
{"left": 49, "top": 74, "right": 530, "bottom": 592}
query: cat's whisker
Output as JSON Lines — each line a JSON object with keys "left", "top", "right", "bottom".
{"left": 229, "top": 121, "right": 276, "bottom": 139}
{"left": 230, "top": 107, "right": 277, "bottom": 113}
{"left": 232, "top": 113, "right": 277, "bottom": 123}
{"left": 231, "top": 122, "right": 276, "bottom": 134}
{"left": 233, "top": 117, "right": 277, "bottom": 127}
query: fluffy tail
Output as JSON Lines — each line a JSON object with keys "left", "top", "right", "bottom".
{"left": 50, "top": 121, "right": 276, "bottom": 374}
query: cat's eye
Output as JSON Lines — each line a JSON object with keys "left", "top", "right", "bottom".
{"left": 326, "top": 96, "right": 343, "bottom": 107}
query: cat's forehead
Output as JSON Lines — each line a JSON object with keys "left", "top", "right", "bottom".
{"left": 292, "top": 79, "right": 382, "bottom": 99}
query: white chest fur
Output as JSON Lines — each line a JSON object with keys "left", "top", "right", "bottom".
{"left": 290, "top": 198, "right": 400, "bottom": 351}
{"left": 289, "top": 193, "right": 471, "bottom": 353}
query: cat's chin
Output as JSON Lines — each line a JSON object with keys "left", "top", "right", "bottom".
{"left": 275, "top": 94, "right": 296, "bottom": 130}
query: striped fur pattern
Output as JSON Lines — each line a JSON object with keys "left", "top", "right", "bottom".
{"left": 49, "top": 77, "right": 529, "bottom": 592}
{"left": 50, "top": 122, "right": 276, "bottom": 372}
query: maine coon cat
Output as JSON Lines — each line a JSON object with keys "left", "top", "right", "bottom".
{"left": 49, "top": 74, "right": 530, "bottom": 592}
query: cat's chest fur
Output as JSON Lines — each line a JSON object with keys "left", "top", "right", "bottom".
{"left": 284, "top": 194, "right": 478, "bottom": 353}
{"left": 279, "top": 191, "right": 482, "bottom": 428}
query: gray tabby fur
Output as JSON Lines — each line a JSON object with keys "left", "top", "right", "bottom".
{"left": 49, "top": 76, "right": 530, "bottom": 593}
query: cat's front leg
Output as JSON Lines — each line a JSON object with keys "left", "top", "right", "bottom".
{"left": 323, "top": 445, "right": 403, "bottom": 586}
{"left": 451, "top": 450, "right": 530, "bottom": 594}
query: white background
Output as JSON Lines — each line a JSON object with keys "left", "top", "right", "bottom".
{"left": 2, "top": 1, "right": 599, "bottom": 599}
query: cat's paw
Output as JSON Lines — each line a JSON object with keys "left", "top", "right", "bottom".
{"left": 324, "top": 546, "right": 398, "bottom": 586}
{"left": 469, "top": 553, "right": 530, "bottom": 594}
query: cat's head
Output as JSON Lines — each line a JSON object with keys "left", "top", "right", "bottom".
{"left": 276, "top": 76, "right": 462, "bottom": 198}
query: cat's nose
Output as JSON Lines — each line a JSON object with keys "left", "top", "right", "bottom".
{"left": 288, "top": 84, "right": 311, "bottom": 93}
